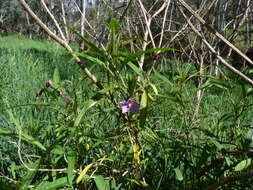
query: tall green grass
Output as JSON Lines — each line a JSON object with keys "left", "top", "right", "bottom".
{"left": 1, "top": 34, "right": 253, "bottom": 189}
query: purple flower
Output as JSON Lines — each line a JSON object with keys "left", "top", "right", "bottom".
{"left": 119, "top": 99, "right": 140, "bottom": 114}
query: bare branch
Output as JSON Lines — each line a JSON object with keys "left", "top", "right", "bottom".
{"left": 178, "top": 4, "right": 253, "bottom": 86}
{"left": 177, "top": 0, "right": 253, "bottom": 66}
{"left": 17, "top": 0, "right": 102, "bottom": 89}
{"left": 41, "top": 0, "right": 66, "bottom": 40}
{"left": 206, "top": 170, "right": 253, "bottom": 190}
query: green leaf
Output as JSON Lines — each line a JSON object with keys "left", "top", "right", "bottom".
{"left": 74, "top": 100, "right": 97, "bottom": 127}
{"left": 77, "top": 52, "right": 114, "bottom": 76}
{"left": 234, "top": 159, "right": 252, "bottom": 172}
{"left": 140, "top": 90, "right": 148, "bottom": 109}
{"left": 109, "top": 18, "right": 120, "bottom": 56}
{"left": 209, "top": 138, "right": 223, "bottom": 150}
{"left": 6, "top": 108, "right": 21, "bottom": 132}
{"left": 0, "top": 128, "right": 46, "bottom": 151}
{"left": 120, "top": 37, "right": 147, "bottom": 46}
{"left": 5, "top": 109, "right": 46, "bottom": 151}
{"left": 174, "top": 167, "right": 183, "bottom": 181}
{"left": 139, "top": 90, "right": 148, "bottom": 128}
{"left": 76, "top": 163, "right": 93, "bottom": 184}
{"left": 149, "top": 82, "right": 158, "bottom": 95}
{"left": 20, "top": 160, "right": 40, "bottom": 190}
{"left": 98, "top": 85, "right": 118, "bottom": 94}
{"left": 53, "top": 67, "right": 60, "bottom": 86}
{"left": 94, "top": 175, "right": 110, "bottom": 190}
{"left": 67, "top": 150, "right": 76, "bottom": 184}
{"left": 35, "top": 177, "right": 68, "bottom": 190}
{"left": 126, "top": 61, "right": 142, "bottom": 76}
{"left": 154, "top": 72, "right": 173, "bottom": 86}
{"left": 0, "top": 129, "right": 14, "bottom": 136}
{"left": 21, "top": 133, "right": 46, "bottom": 151}
{"left": 51, "top": 145, "right": 64, "bottom": 155}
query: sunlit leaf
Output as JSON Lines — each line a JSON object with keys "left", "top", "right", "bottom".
{"left": 132, "top": 143, "right": 139, "bottom": 168}
{"left": 76, "top": 163, "right": 93, "bottom": 184}
{"left": 149, "top": 82, "right": 158, "bottom": 95}
{"left": 174, "top": 167, "right": 183, "bottom": 181}
{"left": 234, "top": 159, "right": 252, "bottom": 172}
{"left": 98, "top": 85, "right": 118, "bottom": 94}
{"left": 5, "top": 109, "right": 46, "bottom": 151}
{"left": 140, "top": 90, "right": 148, "bottom": 109}
{"left": 76, "top": 52, "right": 115, "bottom": 76}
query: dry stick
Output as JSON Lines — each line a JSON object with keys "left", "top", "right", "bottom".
{"left": 168, "top": 0, "right": 216, "bottom": 47}
{"left": 137, "top": 0, "right": 154, "bottom": 69}
{"left": 177, "top": 1, "right": 253, "bottom": 87}
{"left": 137, "top": 0, "right": 168, "bottom": 68}
{"left": 60, "top": 1, "right": 69, "bottom": 42}
{"left": 178, "top": 6, "right": 253, "bottom": 86}
{"left": 41, "top": 0, "right": 66, "bottom": 40}
{"left": 18, "top": 0, "right": 102, "bottom": 89}
{"left": 177, "top": 0, "right": 253, "bottom": 66}
{"left": 158, "top": 0, "right": 171, "bottom": 48}
{"left": 192, "top": 51, "right": 204, "bottom": 120}
{"left": 205, "top": 170, "right": 253, "bottom": 190}
{"left": 227, "top": 3, "right": 252, "bottom": 56}
{"left": 70, "top": 0, "right": 96, "bottom": 38}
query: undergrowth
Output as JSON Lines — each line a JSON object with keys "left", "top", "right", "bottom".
{"left": 1, "top": 32, "right": 253, "bottom": 190}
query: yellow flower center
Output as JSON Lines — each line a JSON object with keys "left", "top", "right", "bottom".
{"left": 128, "top": 103, "right": 132, "bottom": 107}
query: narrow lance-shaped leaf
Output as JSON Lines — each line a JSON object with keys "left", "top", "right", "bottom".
{"left": 67, "top": 150, "right": 76, "bottom": 184}
{"left": 74, "top": 100, "right": 97, "bottom": 127}
{"left": 126, "top": 61, "right": 143, "bottom": 77}
{"left": 76, "top": 163, "right": 94, "bottom": 184}
{"left": 94, "top": 175, "right": 110, "bottom": 190}
{"left": 53, "top": 67, "right": 60, "bottom": 87}
{"left": 35, "top": 177, "right": 68, "bottom": 190}
{"left": 149, "top": 82, "right": 158, "bottom": 95}
{"left": 154, "top": 72, "right": 173, "bottom": 86}
{"left": 139, "top": 90, "right": 148, "bottom": 128}
{"left": 76, "top": 52, "right": 115, "bottom": 76}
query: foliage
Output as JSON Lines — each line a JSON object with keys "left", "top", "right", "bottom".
{"left": 1, "top": 19, "right": 253, "bottom": 190}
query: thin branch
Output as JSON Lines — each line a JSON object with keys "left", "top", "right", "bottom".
{"left": 177, "top": 4, "right": 253, "bottom": 86}
{"left": 17, "top": 0, "right": 102, "bottom": 89}
{"left": 206, "top": 170, "right": 253, "bottom": 190}
{"left": 158, "top": 0, "right": 171, "bottom": 48}
{"left": 9, "top": 133, "right": 66, "bottom": 172}
{"left": 60, "top": 1, "right": 69, "bottom": 41}
{"left": 177, "top": 0, "right": 253, "bottom": 66}
{"left": 41, "top": 0, "right": 66, "bottom": 40}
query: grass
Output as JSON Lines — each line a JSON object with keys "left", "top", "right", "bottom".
{"left": 1, "top": 35, "right": 253, "bottom": 189}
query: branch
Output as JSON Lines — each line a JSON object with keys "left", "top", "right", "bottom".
{"left": 177, "top": 0, "right": 253, "bottom": 67}
{"left": 17, "top": 0, "right": 102, "bottom": 89}
{"left": 40, "top": 0, "right": 66, "bottom": 40}
{"left": 177, "top": 2, "right": 253, "bottom": 87}
{"left": 206, "top": 170, "right": 253, "bottom": 190}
